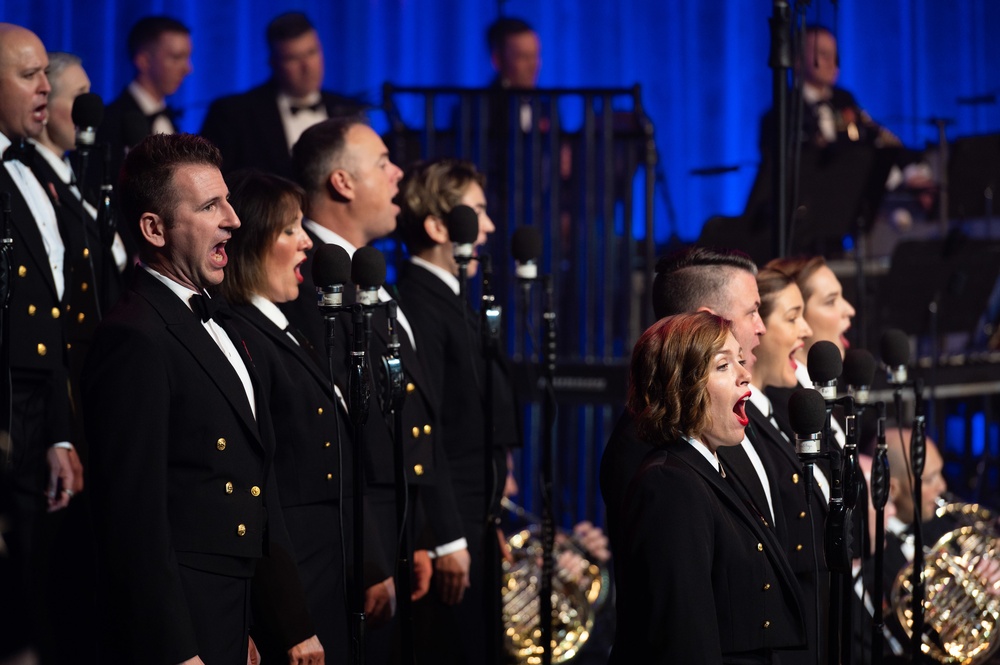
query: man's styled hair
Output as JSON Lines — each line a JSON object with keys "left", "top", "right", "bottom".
{"left": 486, "top": 17, "right": 535, "bottom": 55}
{"left": 127, "top": 16, "right": 190, "bottom": 59}
{"left": 628, "top": 311, "right": 733, "bottom": 444}
{"left": 220, "top": 169, "right": 307, "bottom": 305}
{"left": 396, "top": 158, "right": 485, "bottom": 255}
{"left": 651, "top": 247, "right": 758, "bottom": 319}
{"left": 119, "top": 133, "right": 222, "bottom": 243}
{"left": 291, "top": 115, "right": 367, "bottom": 197}
{"left": 266, "top": 12, "right": 315, "bottom": 52}
{"left": 45, "top": 52, "right": 82, "bottom": 96}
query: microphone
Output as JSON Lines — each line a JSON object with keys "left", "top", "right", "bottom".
{"left": 880, "top": 328, "right": 910, "bottom": 385}
{"left": 447, "top": 204, "right": 479, "bottom": 268}
{"left": 312, "top": 244, "right": 352, "bottom": 312}
{"left": 351, "top": 246, "right": 386, "bottom": 307}
{"left": 807, "top": 340, "right": 843, "bottom": 402}
{"left": 843, "top": 348, "right": 876, "bottom": 407}
{"left": 511, "top": 226, "right": 542, "bottom": 281}
{"left": 789, "top": 388, "right": 827, "bottom": 460}
{"left": 71, "top": 92, "right": 104, "bottom": 151}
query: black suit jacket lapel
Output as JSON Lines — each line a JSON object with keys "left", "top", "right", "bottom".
{"left": 1, "top": 166, "right": 60, "bottom": 299}
{"left": 718, "top": 440, "right": 774, "bottom": 531}
{"left": 134, "top": 271, "right": 262, "bottom": 450}
{"left": 237, "top": 303, "right": 342, "bottom": 403}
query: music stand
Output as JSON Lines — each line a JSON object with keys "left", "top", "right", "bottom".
{"left": 790, "top": 144, "right": 897, "bottom": 256}
{"left": 873, "top": 237, "right": 1000, "bottom": 337}
{"left": 946, "top": 133, "right": 1000, "bottom": 220}
{"left": 740, "top": 143, "right": 897, "bottom": 258}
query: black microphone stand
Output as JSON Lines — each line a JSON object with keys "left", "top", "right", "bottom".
{"left": 870, "top": 402, "right": 889, "bottom": 665}
{"left": 823, "top": 397, "right": 847, "bottom": 665}
{"left": 96, "top": 142, "right": 119, "bottom": 314}
{"left": 348, "top": 301, "right": 373, "bottom": 665}
{"left": 380, "top": 301, "right": 413, "bottom": 662}
{"left": 538, "top": 275, "right": 557, "bottom": 665}
{"left": 909, "top": 379, "right": 927, "bottom": 659}
{"left": 769, "top": 0, "right": 792, "bottom": 257}
{"left": 480, "top": 255, "right": 503, "bottom": 665}
{"left": 71, "top": 139, "right": 101, "bottom": 322}
{"left": 838, "top": 399, "right": 859, "bottom": 665}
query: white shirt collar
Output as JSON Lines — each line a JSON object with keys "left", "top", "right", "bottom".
{"left": 0, "top": 132, "right": 12, "bottom": 154}
{"left": 683, "top": 435, "right": 720, "bottom": 472}
{"left": 250, "top": 294, "right": 290, "bottom": 330}
{"left": 747, "top": 382, "right": 772, "bottom": 417}
{"left": 304, "top": 219, "right": 356, "bottom": 256}
{"left": 277, "top": 91, "right": 322, "bottom": 109}
{"left": 802, "top": 82, "right": 830, "bottom": 104}
{"left": 128, "top": 80, "right": 165, "bottom": 114}
{"left": 795, "top": 361, "right": 812, "bottom": 388}
{"left": 141, "top": 263, "right": 200, "bottom": 307}
{"left": 410, "top": 255, "right": 460, "bottom": 296}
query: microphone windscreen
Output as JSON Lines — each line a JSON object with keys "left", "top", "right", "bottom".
{"left": 807, "top": 341, "right": 843, "bottom": 383}
{"left": 788, "top": 389, "right": 828, "bottom": 436}
{"left": 446, "top": 205, "right": 479, "bottom": 245}
{"left": 351, "top": 246, "right": 386, "bottom": 288}
{"left": 880, "top": 328, "right": 910, "bottom": 368}
{"left": 511, "top": 226, "right": 542, "bottom": 263}
{"left": 311, "top": 243, "right": 352, "bottom": 286}
{"left": 71, "top": 92, "right": 104, "bottom": 128}
{"left": 843, "top": 348, "right": 876, "bottom": 387}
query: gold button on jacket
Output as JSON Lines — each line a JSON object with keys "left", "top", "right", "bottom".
{"left": 216, "top": 438, "right": 227, "bottom": 451}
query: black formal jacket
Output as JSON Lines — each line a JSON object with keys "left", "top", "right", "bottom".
{"left": 230, "top": 302, "right": 391, "bottom": 582}
{"left": 393, "top": 261, "right": 520, "bottom": 535}
{"left": 280, "top": 231, "right": 464, "bottom": 550}
{"left": 609, "top": 440, "right": 806, "bottom": 664}
{"left": 200, "top": 81, "right": 366, "bottom": 178}
{"left": 746, "top": 400, "right": 829, "bottom": 665}
{"left": 83, "top": 269, "right": 310, "bottom": 664}
{"left": 600, "top": 410, "right": 777, "bottom": 569}
{"left": 1, "top": 148, "right": 89, "bottom": 451}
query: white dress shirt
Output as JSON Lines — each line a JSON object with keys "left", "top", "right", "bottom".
{"left": 278, "top": 92, "right": 328, "bottom": 152}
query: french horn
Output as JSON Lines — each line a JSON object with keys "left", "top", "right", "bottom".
{"left": 500, "top": 498, "right": 610, "bottom": 664}
{"left": 891, "top": 499, "right": 1000, "bottom": 663}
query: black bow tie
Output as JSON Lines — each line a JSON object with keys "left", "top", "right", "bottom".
{"left": 289, "top": 101, "right": 324, "bottom": 116}
{"left": 146, "top": 106, "right": 181, "bottom": 124}
{"left": 3, "top": 139, "right": 36, "bottom": 164}
{"left": 190, "top": 293, "right": 230, "bottom": 323}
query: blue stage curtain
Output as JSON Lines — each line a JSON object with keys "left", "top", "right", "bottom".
{"left": 6, "top": 0, "right": 998, "bottom": 243}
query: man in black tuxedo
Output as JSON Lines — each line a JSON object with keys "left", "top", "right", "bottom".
{"left": 97, "top": 16, "right": 191, "bottom": 183}
{"left": 200, "top": 12, "right": 366, "bottom": 178}
{"left": 32, "top": 52, "right": 130, "bottom": 329}
{"left": 82, "top": 133, "right": 320, "bottom": 664}
{"left": 0, "top": 26, "right": 91, "bottom": 658}
{"left": 283, "top": 117, "right": 470, "bottom": 661}
{"left": 393, "top": 158, "right": 521, "bottom": 663}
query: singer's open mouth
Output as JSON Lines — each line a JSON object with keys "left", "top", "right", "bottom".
{"left": 733, "top": 392, "right": 751, "bottom": 427}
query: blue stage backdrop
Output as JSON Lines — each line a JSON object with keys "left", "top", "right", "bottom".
{"left": 5, "top": 0, "right": 1000, "bottom": 244}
